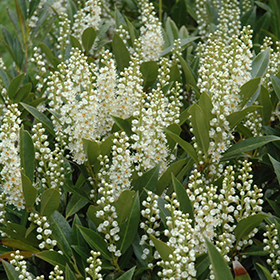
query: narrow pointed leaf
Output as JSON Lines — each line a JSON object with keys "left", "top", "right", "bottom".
{"left": 251, "top": 48, "right": 270, "bottom": 78}
{"left": 116, "top": 266, "right": 136, "bottom": 280}
{"left": 20, "top": 103, "right": 55, "bottom": 136}
{"left": 239, "top": 77, "right": 261, "bottom": 108}
{"left": 172, "top": 174, "right": 194, "bottom": 226}
{"left": 7, "top": 73, "right": 25, "bottom": 100}
{"left": 40, "top": 188, "right": 60, "bottom": 218}
{"left": 268, "top": 154, "right": 280, "bottom": 185}
{"left": 235, "top": 214, "right": 267, "bottom": 244}
{"left": 21, "top": 171, "right": 37, "bottom": 209}
{"left": 20, "top": 127, "right": 35, "bottom": 182}
{"left": 271, "top": 75, "right": 280, "bottom": 101}
{"left": 205, "top": 238, "right": 234, "bottom": 280}
{"left": 112, "top": 33, "right": 130, "bottom": 71}
{"left": 2, "top": 260, "right": 19, "bottom": 280}
{"left": 149, "top": 235, "right": 173, "bottom": 262}
{"left": 140, "top": 61, "right": 158, "bottom": 89}
{"left": 35, "top": 251, "right": 68, "bottom": 271}
{"left": 70, "top": 35, "right": 83, "bottom": 51}
{"left": 233, "top": 260, "right": 251, "bottom": 280}
{"left": 65, "top": 263, "right": 76, "bottom": 280}
{"left": 256, "top": 263, "right": 273, "bottom": 280}
{"left": 77, "top": 225, "right": 112, "bottom": 261}
{"left": 112, "top": 116, "right": 133, "bottom": 136}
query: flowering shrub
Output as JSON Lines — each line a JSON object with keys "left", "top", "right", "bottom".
{"left": 1, "top": 0, "right": 280, "bottom": 279}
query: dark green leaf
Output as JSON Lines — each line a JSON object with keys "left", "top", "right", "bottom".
{"left": 82, "top": 27, "right": 97, "bottom": 52}
{"left": 82, "top": 139, "right": 101, "bottom": 171}
{"left": 235, "top": 214, "right": 268, "bottom": 244}
{"left": 36, "top": 251, "right": 68, "bottom": 271}
{"left": 112, "top": 116, "right": 133, "bottom": 136}
{"left": 14, "top": 82, "right": 32, "bottom": 102}
{"left": 2, "top": 260, "right": 19, "bottom": 280}
{"left": 149, "top": 235, "right": 173, "bottom": 262}
{"left": 140, "top": 61, "right": 158, "bottom": 89}
{"left": 257, "top": 85, "right": 272, "bottom": 124}
{"left": 65, "top": 263, "right": 76, "bottom": 280}
{"left": 49, "top": 211, "right": 72, "bottom": 259}
{"left": 205, "top": 238, "right": 234, "bottom": 280}
{"left": 77, "top": 225, "right": 112, "bottom": 261}
{"left": 239, "top": 77, "right": 261, "bottom": 108}
{"left": 40, "top": 188, "right": 60, "bottom": 218}
{"left": 116, "top": 266, "right": 136, "bottom": 280}
{"left": 20, "top": 102, "right": 55, "bottom": 136}
{"left": 20, "top": 127, "right": 34, "bottom": 182}
{"left": 112, "top": 33, "right": 130, "bottom": 71}
{"left": 172, "top": 174, "right": 194, "bottom": 226}
{"left": 21, "top": 171, "right": 37, "bottom": 209}
{"left": 256, "top": 263, "right": 273, "bottom": 280}
{"left": 8, "top": 73, "right": 25, "bottom": 100}
{"left": 222, "top": 135, "right": 280, "bottom": 159}
{"left": 70, "top": 35, "right": 83, "bottom": 51}
{"left": 268, "top": 154, "right": 280, "bottom": 185}
{"left": 271, "top": 75, "right": 280, "bottom": 101}
{"left": 251, "top": 48, "right": 270, "bottom": 78}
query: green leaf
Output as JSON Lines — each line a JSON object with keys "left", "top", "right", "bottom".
{"left": 116, "top": 266, "right": 136, "bottom": 280}
{"left": 165, "top": 123, "right": 182, "bottom": 150}
{"left": 233, "top": 260, "right": 251, "bottom": 280}
{"left": 112, "top": 33, "right": 130, "bottom": 71}
{"left": 70, "top": 35, "right": 83, "bottom": 51}
{"left": 133, "top": 165, "right": 160, "bottom": 200}
{"left": 65, "top": 263, "right": 76, "bottom": 280}
{"left": 222, "top": 135, "right": 280, "bottom": 160}
{"left": 242, "top": 244, "right": 269, "bottom": 257}
{"left": 271, "top": 75, "right": 280, "bottom": 101}
{"left": 172, "top": 174, "right": 194, "bottom": 226}
{"left": 256, "top": 263, "right": 273, "bottom": 280}
{"left": 140, "top": 61, "right": 158, "bottom": 89}
{"left": 178, "top": 54, "right": 199, "bottom": 92}
{"left": 0, "top": 238, "right": 39, "bottom": 252}
{"left": 257, "top": 85, "right": 272, "bottom": 125}
{"left": 7, "top": 73, "right": 25, "bottom": 100}
{"left": 2, "top": 260, "right": 19, "bottom": 280}
{"left": 38, "top": 42, "right": 56, "bottom": 66}
{"left": 239, "top": 77, "right": 261, "bottom": 108}
{"left": 251, "top": 48, "right": 270, "bottom": 78}
{"left": 196, "top": 254, "right": 210, "bottom": 277}
{"left": 205, "top": 238, "right": 234, "bottom": 280}
{"left": 49, "top": 211, "right": 73, "bottom": 259}
{"left": 112, "top": 116, "right": 133, "bottom": 136}
{"left": 40, "top": 188, "right": 60, "bottom": 218}
{"left": 198, "top": 92, "right": 213, "bottom": 128}
{"left": 157, "top": 197, "right": 171, "bottom": 228}
{"left": 21, "top": 171, "right": 37, "bottom": 209}
{"left": 188, "top": 103, "right": 209, "bottom": 156}
{"left": 149, "top": 235, "right": 173, "bottom": 262}
{"left": 20, "top": 102, "right": 55, "bottom": 136}
{"left": 77, "top": 225, "right": 112, "bottom": 261}
{"left": 14, "top": 82, "right": 32, "bottom": 102}
{"left": 82, "top": 139, "right": 101, "bottom": 171}
{"left": 82, "top": 27, "right": 97, "bottom": 52}
{"left": 35, "top": 251, "right": 68, "bottom": 271}
{"left": 164, "top": 128, "right": 198, "bottom": 163}
{"left": 66, "top": 192, "right": 89, "bottom": 219}
{"left": 155, "top": 158, "right": 187, "bottom": 195}
{"left": 64, "top": 180, "right": 91, "bottom": 202}
{"left": 20, "top": 127, "right": 34, "bottom": 182}
{"left": 227, "top": 106, "right": 261, "bottom": 129}
{"left": 234, "top": 214, "right": 268, "bottom": 244}
{"left": 117, "top": 192, "right": 140, "bottom": 254}
{"left": 268, "top": 154, "right": 280, "bottom": 185}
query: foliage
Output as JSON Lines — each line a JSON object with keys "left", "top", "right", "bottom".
{"left": 1, "top": 0, "right": 280, "bottom": 279}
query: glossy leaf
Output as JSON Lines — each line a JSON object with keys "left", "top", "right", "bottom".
{"left": 251, "top": 48, "right": 270, "bottom": 78}
{"left": 7, "top": 73, "right": 25, "bottom": 100}
{"left": 222, "top": 135, "right": 280, "bottom": 160}
{"left": 196, "top": 254, "right": 210, "bottom": 277}
{"left": 239, "top": 77, "right": 261, "bottom": 108}
{"left": 133, "top": 164, "right": 160, "bottom": 199}
{"left": 21, "top": 171, "right": 37, "bottom": 209}
{"left": 205, "top": 238, "right": 234, "bottom": 280}
{"left": 70, "top": 35, "right": 83, "bottom": 51}
{"left": 112, "top": 116, "right": 133, "bottom": 136}
{"left": 164, "top": 128, "right": 198, "bottom": 163}
{"left": 82, "top": 27, "right": 97, "bottom": 52}
{"left": 157, "top": 197, "right": 171, "bottom": 228}
{"left": 66, "top": 193, "right": 88, "bottom": 219}
{"left": 172, "top": 174, "right": 194, "bottom": 226}
{"left": 65, "top": 263, "right": 76, "bottom": 280}
{"left": 14, "top": 82, "right": 32, "bottom": 102}
{"left": 257, "top": 85, "right": 272, "bottom": 124}
{"left": 77, "top": 225, "right": 112, "bottom": 261}
{"left": 82, "top": 139, "right": 101, "bottom": 170}
{"left": 117, "top": 192, "right": 140, "bottom": 254}
{"left": 112, "top": 33, "right": 130, "bottom": 71}
{"left": 268, "top": 154, "right": 280, "bottom": 185}
{"left": 198, "top": 92, "right": 213, "bottom": 129}
{"left": 40, "top": 188, "right": 60, "bottom": 218}
{"left": 149, "top": 235, "right": 173, "bottom": 262}
{"left": 227, "top": 106, "right": 261, "bottom": 128}
{"left": 2, "top": 260, "right": 19, "bottom": 280}
{"left": 140, "top": 61, "right": 158, "bottom": 89}
{"left": 49, "top": 211, "right": 72, "bottom": 259}
{"left": 234, "top": 214, "right": 268, "bottom": 244}
{"left": 188, "top": 103, "right": 209, "bottom": 156}
{"left": 20, "top": 102, "right": 55, "bottom": 136}
{"left": 87, "top": 205, "right": 103, "bottom": 227}
{"left": 38, "top": 42, "right": 56, "bottom": 66}
{"left": 116, "top": 266, "right": 136, "bottom": 280}
{"left": 20, "top": 127, "right": 34, "bottom": 182}
{"left": 0, "top": 238, "right": 39, "bottom": 252}
{"left": 155, "top": 158, "right": 187, "bottom": 195}
{"left": 256, "top": 263, "right": 273, "bottom": 280}
{"left": 36, "top": 251, "right": 68, "bottom": 271}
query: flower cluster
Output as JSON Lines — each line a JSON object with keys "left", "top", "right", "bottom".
{"left": 196, "top": 26, "right": 253, "bottom": 173}
{"left": 138, "top": 0, "right": 164, "bottom": 61}
{"left": 28, "top": 213, "right": 57, "bottom": 250}
{"left": 32, "top": 123, "right": 66, "bottom": 189}
{"left": 263, "top": 223, "right": 280, "bottom": 279}
{"left": 85, "top": 251, "right": 103, "bottom": 280}
{"left": 49, "top": 265, "right": 64, "bottom": 280}
{"left": 10, "top": 250, "right": 33, "bottom": 280}
{"left": 72, "top": 0, "right": 101, "bottom": 40}
{"left": 0, "top": 104, "right": 25, "bottom": 210}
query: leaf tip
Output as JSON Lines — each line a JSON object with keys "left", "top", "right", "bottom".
{"left": 233, "top": 260, "right": 248, "bottom": 276}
